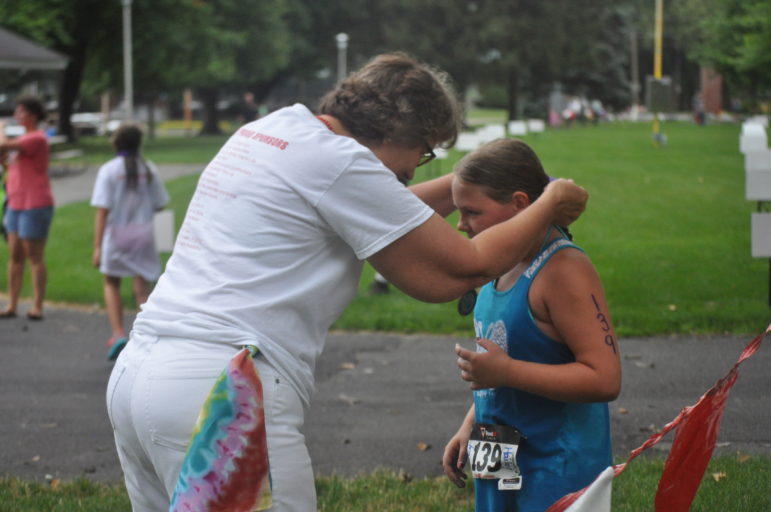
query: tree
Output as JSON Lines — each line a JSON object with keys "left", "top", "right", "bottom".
{"left": 375, "top": 0, "right": 486, "bottom": 96}
{"left": 673, "top": 0, "right": 771, "bottom": 109}
{"left": 180, "top": 0, "right": 292, "bottom": 134}
{"left": 0, "top": 0, "right": 120, "bottom": 139}
{"left": 465, "top": 0, "right": 631, "bottom": 120}
{"left": 1, "top": 0, "right": 296, "bottom": 138}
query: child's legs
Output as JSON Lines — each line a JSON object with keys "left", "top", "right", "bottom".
{"left": 131, "top": 276, "right": 150, "bottom": 307}
{"left": 13, "top": 206, "right": 53, "bottom": 314}
{"left": 5, "top": 232, "right": 25, "bottom": 312}
{"left": 21, "top": 238, "right": 48, "bottom": 314}
{"left": 103, "top": 275, "right": 125, "bottom": 337}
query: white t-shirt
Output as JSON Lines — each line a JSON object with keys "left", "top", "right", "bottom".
{"left": 132, "top": 104, "right": 434, "bottom": 404}
{"left": 90, "top": 156, "right": 170, "bottom": 281}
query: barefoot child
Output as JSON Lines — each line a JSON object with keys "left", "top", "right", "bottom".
{"left": 442, "top": 138, "right": 621, "bottom": 511}
{"left": 91, "top": 124, "right": 169, "bottom": 360}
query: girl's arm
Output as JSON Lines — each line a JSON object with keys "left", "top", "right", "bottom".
{"left": 93, "top": 208, "right": 109, "bottom": 268}
{"left": 442, "top": 404, "right": 475, "bottom": 488}
{"left": 369, "top": 179, "right": 587, "bottom": 303}
{"left": 456, "top": 250, "right": 621, "bottom": 403}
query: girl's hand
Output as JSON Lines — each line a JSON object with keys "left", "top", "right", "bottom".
{"left": 456, "top": 339, "right": 513, "bottom": 390}
{"left": 442, "top": 426, "right": 471, "bottom": 488}
{"left": 92, "top": 247, "right": 101, "bottom": 268}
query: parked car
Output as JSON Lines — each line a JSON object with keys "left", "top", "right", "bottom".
{"left": 70, "top": 112, "right": 105, "bottom": 136}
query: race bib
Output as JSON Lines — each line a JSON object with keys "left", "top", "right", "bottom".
{"left": 467, "top": 423, "right": 524, "bottom": 491}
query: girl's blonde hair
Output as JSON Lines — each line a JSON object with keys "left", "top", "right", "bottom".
{"left": 454, "top": 138, "right": 549, "bottom": 203}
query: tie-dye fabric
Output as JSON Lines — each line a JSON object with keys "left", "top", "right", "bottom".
{"left": 169, "top": 346, "right": 271, "bottom": 512}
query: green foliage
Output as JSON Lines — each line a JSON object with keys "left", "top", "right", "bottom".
{"left": 1, "top": 455, "right": 769, "bottom": 511}
{"left": 673, "top": 0, "right": 771, "bottom": 107}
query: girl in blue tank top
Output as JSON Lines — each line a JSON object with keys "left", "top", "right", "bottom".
{"left": 442, "top": 138, "right": 621, "bottom": 512}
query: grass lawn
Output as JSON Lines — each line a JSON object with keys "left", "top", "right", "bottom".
{"left": 340, "top": 120, "right": 769, "bottom": 336}
{"left": 1, "top": 454, "right": 768, "bottom": 511}
{"left": 1, "top": 120, "right": 769, "bottom": 508}
{"left": 1, "top": 120, "right": 767, "bottom": 336}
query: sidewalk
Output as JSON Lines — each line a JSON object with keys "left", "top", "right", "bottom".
{"left": 0, "top": 303, "right": 768, "bottom": 483}
{"left": 51, "top": 162, "right": 204, "bottom": 206}
{"left": 3, "top": 167, "right": 767, "bottom": 483}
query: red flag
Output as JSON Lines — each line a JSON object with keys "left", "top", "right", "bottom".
{"left": 546, "top": 325, "right": 769, "bottom": 512}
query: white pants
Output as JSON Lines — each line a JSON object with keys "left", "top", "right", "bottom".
{"left": 106, "top": 332, "right": 317, "bottom": 511}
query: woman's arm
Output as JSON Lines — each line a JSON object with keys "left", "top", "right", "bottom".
{"left": 455, "top": 251, "right": 621, "bottom": 403}
{"left": 409, "top": 173, "right": 455, "bottom": 217}
{"left": 92, "top": 208, "right": 108, "bottom": 268}
{"left": 368, "top": 178, "right": 588, "bottom": 302}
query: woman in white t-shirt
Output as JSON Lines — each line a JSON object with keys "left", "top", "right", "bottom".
{"left": 107, "top": 53, "right": 588, "bottom": 512}
{"left": 91, "top": 124, "right": 169, "bottom": 361}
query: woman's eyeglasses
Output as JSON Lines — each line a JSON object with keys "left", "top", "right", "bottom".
{"left": 417, "top": 142, "right": 436, "bottom": 167}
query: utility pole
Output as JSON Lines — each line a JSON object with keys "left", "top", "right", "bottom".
{"left": 335, "top": 33, "right": 349, "bottom": 83}
{"left": 652, "top": 0, "right": 664, "bottom": 146}
{"left": 121, "top": 0, "right": 134, "bottom": 121}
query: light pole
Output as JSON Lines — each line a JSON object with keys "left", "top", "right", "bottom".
{"left": 335, "top": 33, "right": 349, "bottom": 83}
{"left": 652, "top": 0, "right": 664, "bottom": 146}
{"left": 121, "top": 0, "right": 134, "bottom": 121}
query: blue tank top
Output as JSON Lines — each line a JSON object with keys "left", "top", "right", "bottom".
{"left": 473, "top": 232, "right": 612, "bottom": 512}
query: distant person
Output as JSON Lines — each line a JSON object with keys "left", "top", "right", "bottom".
{"left": 0, "top": 96, "right": 53, "bottom": 320}
{"left": 238, "top": 91, "right": 259, "bottom": 124}
{"left": 91, "top": 124, "right": 169, "bottom": 360}
{"left": 442, "top": 138, "right": 620, "bottom": 512}
{"left": 107, "top": 53, "right": 588, "bottom": 511}
{"left": 692, "top": 93, "right": 706, "bottom": 126}
{"left": 590, "top": 98, "right": 606, "bottom": 124}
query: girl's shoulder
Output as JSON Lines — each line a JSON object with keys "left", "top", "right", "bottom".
{"left": 538, "top": 245, "right": 595, "bottom": 281}
{"left": 97, "top": 155, "right": 135, "bottom": 182}
{"left": 531, "top": 245, "right": 601, "bottom": 304}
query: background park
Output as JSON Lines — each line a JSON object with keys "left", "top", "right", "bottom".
{"left": 1, "top": 0, "right": 770, "bottom": 510}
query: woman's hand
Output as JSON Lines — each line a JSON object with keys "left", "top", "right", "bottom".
{"left": 92, "top": 247, "right": 101, "bottom": 268}
{"left": 442, "top": 422, "right": 472, "bottom": 488}
{"left": 542, "top": 178, "right": 588, "bottom": 226}
{"left": 456, "top": 339, "right": 513, "bottom": 390}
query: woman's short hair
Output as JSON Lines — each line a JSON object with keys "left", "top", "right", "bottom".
{"left": 15, "top": 96, "right": 46, "bottom": 122}
{"left": 318, "top": 52, "right": 461, "bottom": 149}
{"left": 454, "top": 138, "right": 549, "bottom": 203}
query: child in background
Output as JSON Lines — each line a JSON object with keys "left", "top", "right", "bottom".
{"left": 0, "top": 96, "right": 53, "bottom": 320}
{"left": 91, "top": 124, "right": 169, "bottom": 360}
{"left": 442, "top": 138, "right": 621, "bottom": 512}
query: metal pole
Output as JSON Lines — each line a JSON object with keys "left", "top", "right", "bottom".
{"left": 335, "top": 33, "right": 349, "bottom": 83}
{"left": 630, "top": 27, "right": 640, "bottom": 107}
{"left": 654, "top": 0, "right": 663, "bottom": 80}
{"left": 122, "top": 0, "right": 134, "bottom": 121}
{"left": 652, "top": 0, "right": 664, "bottom": 145}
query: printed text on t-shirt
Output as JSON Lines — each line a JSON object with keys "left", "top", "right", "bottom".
{"left": 237, "top": 128, "right": 289, "bottom": 150}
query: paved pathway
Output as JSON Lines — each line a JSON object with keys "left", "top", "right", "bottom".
{"left": 0, "top": 303, "right": 768, "bottom": 483}
{"left": 0, "top": 167, "right": 767, "bottom": 483}
{"left": 50, "top": 162, "right": 204, "bottom": 206}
